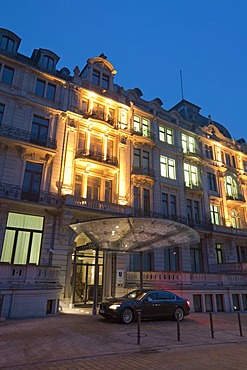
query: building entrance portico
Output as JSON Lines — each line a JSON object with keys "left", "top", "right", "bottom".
{"left": 70, "top": 216, "right": 200, "bottom": 314}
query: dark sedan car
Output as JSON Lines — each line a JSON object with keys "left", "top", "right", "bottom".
{"left": 99, "top": 289, "right": 190, "bottom": 324}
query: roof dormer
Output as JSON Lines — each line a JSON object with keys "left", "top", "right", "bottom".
{"left": 0, "top": 28, "right": 21, "bottom": 54}
{"left": 31, "top": 48, "right": 60, "bottom": 72}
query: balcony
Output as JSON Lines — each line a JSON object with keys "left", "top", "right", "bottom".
{"left": 0, "top": 123, "right": 57, "bottom": 149}
{"left": 210, "top": 263, "right": 247, "bottom": 274}
{"left": 183, "top": 148, "right": 202, "bottom": 160}
{"left": 131, "top": 166, "right": 155, "bottom": 179}
{"left": 226, "top": 193, "right": 245, "bottom": 202}
{"left": 0, "top": 182, "right": 63, "bottom": 205}
{"left": 75, "top": 149, "right": 118, "bottom": 167}
{"left": 0, "top": 264, "right": 61, "bottom": 287}
{"left": 184, "top": 182, "right": 204, "bottom": 192}
{"left": 130, "top": 128, "right": 156, "bottom": 141}
{"left": 125, "top": 270, "right": 247, "bottom": 288}
{"left": 64, "top": 195, "right": 132, "bottom": 215}
{"left": 212, "top": 224, "right": 247, "bottom": 237}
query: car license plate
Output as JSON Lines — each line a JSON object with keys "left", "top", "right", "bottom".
{"left": 99, "top": 309, "right": 104, "bottom": 314}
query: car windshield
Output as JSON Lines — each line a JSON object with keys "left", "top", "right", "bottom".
{"left": 122, "top": 290, "right": 147, "bottom": 300}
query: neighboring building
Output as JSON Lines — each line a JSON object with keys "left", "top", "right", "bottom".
{"left": 0, "top": 28, "right": 247, "bottom": 318}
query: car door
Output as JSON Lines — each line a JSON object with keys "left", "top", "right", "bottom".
{"left": 140, "top": 291, "right": 161, "bottom": 318}
{"left": 155, "top": 291, "right": 177, "bottom": 318}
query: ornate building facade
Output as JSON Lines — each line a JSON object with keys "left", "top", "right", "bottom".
{"left": 0, "top": 28, "right": 247, "bottom": 318}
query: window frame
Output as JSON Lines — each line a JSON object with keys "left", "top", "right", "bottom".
{"left": 160, "top": 155, "right": 176, "bottom": 179}
{"left": 35, "top": 78, "right": 56, "bottom": 101}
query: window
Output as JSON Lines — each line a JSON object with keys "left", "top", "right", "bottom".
{"left": 90, "top": 135, "right": 102, "bottom": 154}
{"left": 74, "top": 174, "right": 82, "bottom": 198}
{"left": 87, "top": 177, "right": 100, "bottom": 200}
{"left": 187, "top": 199, "right": 192, "bottom": 223}
{"left": 134, "top": 186, "right": 140, "bottom": 210}
{"left": 133, "top": 148, "right": 150, "bottom": 169}
{"left": 210, "top": 204, "right": 220, "bottom": 225}
{"left": 22, "top": 162, "right": 43, "bottom": 202}
{"left": 31, "top": 115, "right": 49, "bottom": 146}
{"left": 92, "top": 102, "right": 105, "bottom": 120}
{"left": 143, "top": 188, "right": 150, "bottom": 216}
{"left": 35, "top": 79, "right": 56, "bottom": 101}
{"left": 0, "top": 103, "right": 4, "bottom": 124}
{"left": 102, "top": 74, "right": 109, "bottom": 90}
{"left": 92, "top": 69, "right": 100, "bottom": 85}
{"left": 1, "top": 65, "right": 14, "bottom": 85}
{"left": 190, "top": 244, "right": 203, "bottom": 272}
{"left": 225, "top": 176, "right": 237, "bottom": 198}
{"left": 161, "top": 193, "right": 168, "bottom": 217}
{"left": 160, "top": 155, "right": 176, "bottom": 179}
{"left": 207, "top": 172, "right": 217, "bottom": 191}
{"left": 243, "top": 161, "right": 247, "bottom": 173}
{"left": 0, "top": 212, "right": 44, "bottom": 265}
{"left": 129, "top": 251, "right": 153, "bottom": 272}
{"left": 237, "top": 246, "right": 247, "bottom": 262}
{"left": 159, "top": 125, "right": 173, "bottom": 145}
{"left": 205, "top": 294, "right": 213, "bottom": 312}
{"left": 205, "top": 145, "right": 213, "bottom": 159}
{"left": 184, "top": 163, "right": 198, "bottom": 187}
{"left": 105, "top": 180, "right": 112, "bottom": 203}
{"left": 0, "top": 36, "right": 15, "bottom": 52}
{"left": 170, "top": 195, "right": 176, "bottom": 218}
{"left": 216, "top": 294, "right": 224, "bottom": 312}
{"left": 216, "top": 243, "right": 223, "bottom": 264}
{"left": 182, "top": 134, "right": 195, "bottom": 153}
{"left": 225, "top": 153, "right": 231, "bottom": 166}
{"left": 164, "top": 247, "right": 179, "bottom": 271}
{"left": 133, "top": 115, "right": 150, "bottom": 137}
{"left": 193, "top": 295, "right": 202, "bottom": 312}
{"left": 187, "top": 199, "right": 200, "bottom": 225}
{"left": 231, "top": 210, "right": 240, "bottom": 229}
{"left": 43, "top": 55, "right": 54, "bottom": 70}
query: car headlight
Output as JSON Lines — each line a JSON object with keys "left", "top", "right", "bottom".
{"left": 109, "top": 304, "right": 121, "bottom": 310}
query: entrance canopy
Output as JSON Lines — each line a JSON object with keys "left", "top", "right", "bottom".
{"left": 70, "top": 217, "right": 200, "bottom": 253}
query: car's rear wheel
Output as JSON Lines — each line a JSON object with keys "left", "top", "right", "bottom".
{"left": 174, "top": 307, "right": 184, "bottom": 321}
{"left": 120, "top": 308, "right": 133, "bottom": 324}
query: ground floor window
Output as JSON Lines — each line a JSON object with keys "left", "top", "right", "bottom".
{"left": 0, "top": 212, "right": 44, "bottom": 264}
{"left": 242, "top": 294, "right": 247, "bottom": 310}
{"left": 193, "top": 294, "right": 202, "bottom": 312}
{"left": 205, "top": 294, "right": 213, "bottom": 312}
{"left": 216, "top": 294, "right": 224, "bottom": 312}
{"left": 164, "top": 247, "right": 179, "bottom": 271}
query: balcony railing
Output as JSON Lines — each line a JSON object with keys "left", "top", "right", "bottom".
{"left": 0, "top": 264, "right": 61, "bottom": 285}
{"left": 0, "top": 182, "right": 63, "bottom": 205}
{"left": 75, "top": 149, "right": 119, "bottom": 167}
{"left": 125, "top": 270, "right": 247, "bottom": 288}
{"left": 130, "top": 128, "right": 156, "bottom": 141}
{"left": 64, "top": 194, "right": 132, "bottom": 214}
{"left": 131, "top": 166, "right": 155, "bottom": 179}
{"left": 185, "top": 182, "right": 204, "bottom": 191}
{"left": 0, "top": 123, "right": 57, "bottom": 149}
{"left": 183, "top": 148, "right": 202, "bottom": 159}
{"left": 210, "top": 262, "right": 247, "bottom": 273}
{"left": 226, "top": 194, "right": 245, "bottom": 202}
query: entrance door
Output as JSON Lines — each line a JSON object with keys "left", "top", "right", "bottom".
{"left": 72, "top": 249, "right": 103, "bottom": 306}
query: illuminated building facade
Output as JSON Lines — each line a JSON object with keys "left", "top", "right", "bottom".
{"left": 0, "top": 28, "right": 247, "bottom": 318}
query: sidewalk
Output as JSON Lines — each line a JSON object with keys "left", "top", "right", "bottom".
{"left": 1, "top": 310, "right": 247, "bottom": 369}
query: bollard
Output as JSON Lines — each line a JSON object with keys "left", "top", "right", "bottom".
{"left": 238, "top": 311, "right": 243, "bottom": 337}
{"left": 176, "top": 313, "right": 181, "bottom": 341}
{"left": 137, "top": 309, "right": 141, "bottom": 345}
{"left": 209, "top": 312, "right": 214, "bottom": 339}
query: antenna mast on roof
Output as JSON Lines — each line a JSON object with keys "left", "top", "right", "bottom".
{"left": 180, "top": 69, "right": 184, "bottom": 100}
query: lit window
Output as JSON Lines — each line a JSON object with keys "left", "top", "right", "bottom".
{"left": 210, "top": 204, "right": 220, "bottom": 225}
{"left": 182, "top": 134, "right": 195, "bottom": 153}
{"left": 87, "top": 176, "right": 100, "bottom": 200}
{"left": 215, "top": 243, "right": 223, "bottom": 264}
{"left": 133, "top": 115, "right": 150, "bottom": 137}
{"left": 0, "top": 212, "right": 44, "bottom": 265}
{"left": 184, "top": 163, "right": 198, "bottom": 187}
{"left": 0, "top": 36, "right": 15, "bottom": 52}
{"left": 105, "top": 180, "right": 112, "bottom": 203}
{"left": 160, "top": 155, "right": 176, "bottom": 179}
{"left": 225, "top": 176, "right": 237, "bottom": 198}
{"left": 231, "top": 210, "right": 240, "bottom": 229}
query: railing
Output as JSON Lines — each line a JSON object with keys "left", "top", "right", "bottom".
{"left": 183, "top": 148, "right": 202, "bottom": 158}
{"left": 75, "top": 149, "right": 118, "bottom": 166}
{"left": 131, "top": 166, "right": 156, "bottom": 178}
{"left": 210, "top": 262, "right": 247, "bottom": 273}
{"left": 226, "top": 194, "right": 245, "bottom": 202}
{"left": 0, "top": 264, "right": 61, "bottom": 285}
{"left": 65, "top": 194, "right": 132, "bottom": 214}
{"left": 184, "top": 182, "right": 204, "bottom": 191}
{"left": 0, "top": 123, "right": 57, "bottom": 149}
{"left": 212, "top": 224, "right": 247, "bottom": 236}
{"left": 125, "top": 270, "right": 247, "bottom": 287}
{"left": 130, "top": 128, "right": 156, "bottom": 141}
{"left": 0, "top": 183, "right": 63, "bottom": 205}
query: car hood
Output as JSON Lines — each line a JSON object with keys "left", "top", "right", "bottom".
{"left": 100, "top": 297, "right": 131, "bottom": 304}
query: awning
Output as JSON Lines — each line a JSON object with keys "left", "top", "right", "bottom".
{"left": 70, "top": 217, "right": 200, "bottom": 252}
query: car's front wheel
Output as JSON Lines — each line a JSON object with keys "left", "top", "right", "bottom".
{"left": 174, "top": 307, "right": 184, "bottom": 321}
{"left": 120, "top": 308, "right": 133, "bottom": 324}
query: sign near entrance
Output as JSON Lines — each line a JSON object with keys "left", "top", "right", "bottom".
{"left": 117, "top": 270, "right": 124, "bottom": 286}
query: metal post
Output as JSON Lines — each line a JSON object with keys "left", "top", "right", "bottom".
{"left": 176, "top": 314, "right": 181, "bottom": 341}
{"left": 137, "top": 310, "right": 141, "bottom": 345}
{"left": 71, "top": 249, "right": 77, "bottom": 306}
{"left": 139, "top": 251, "right": 143, "bottom": 289}
{"left": 209, "top": 312, "right": 214, "bottom": 338}
{"left": 92, "top": 247, "right": 99, "bottom": 315}
{"left": 238, "top": 311, "right": 243, "bottom": 337}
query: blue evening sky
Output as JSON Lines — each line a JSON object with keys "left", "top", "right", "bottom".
{"left": 1, "top": 0, "right": 247, "bottom": 140}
